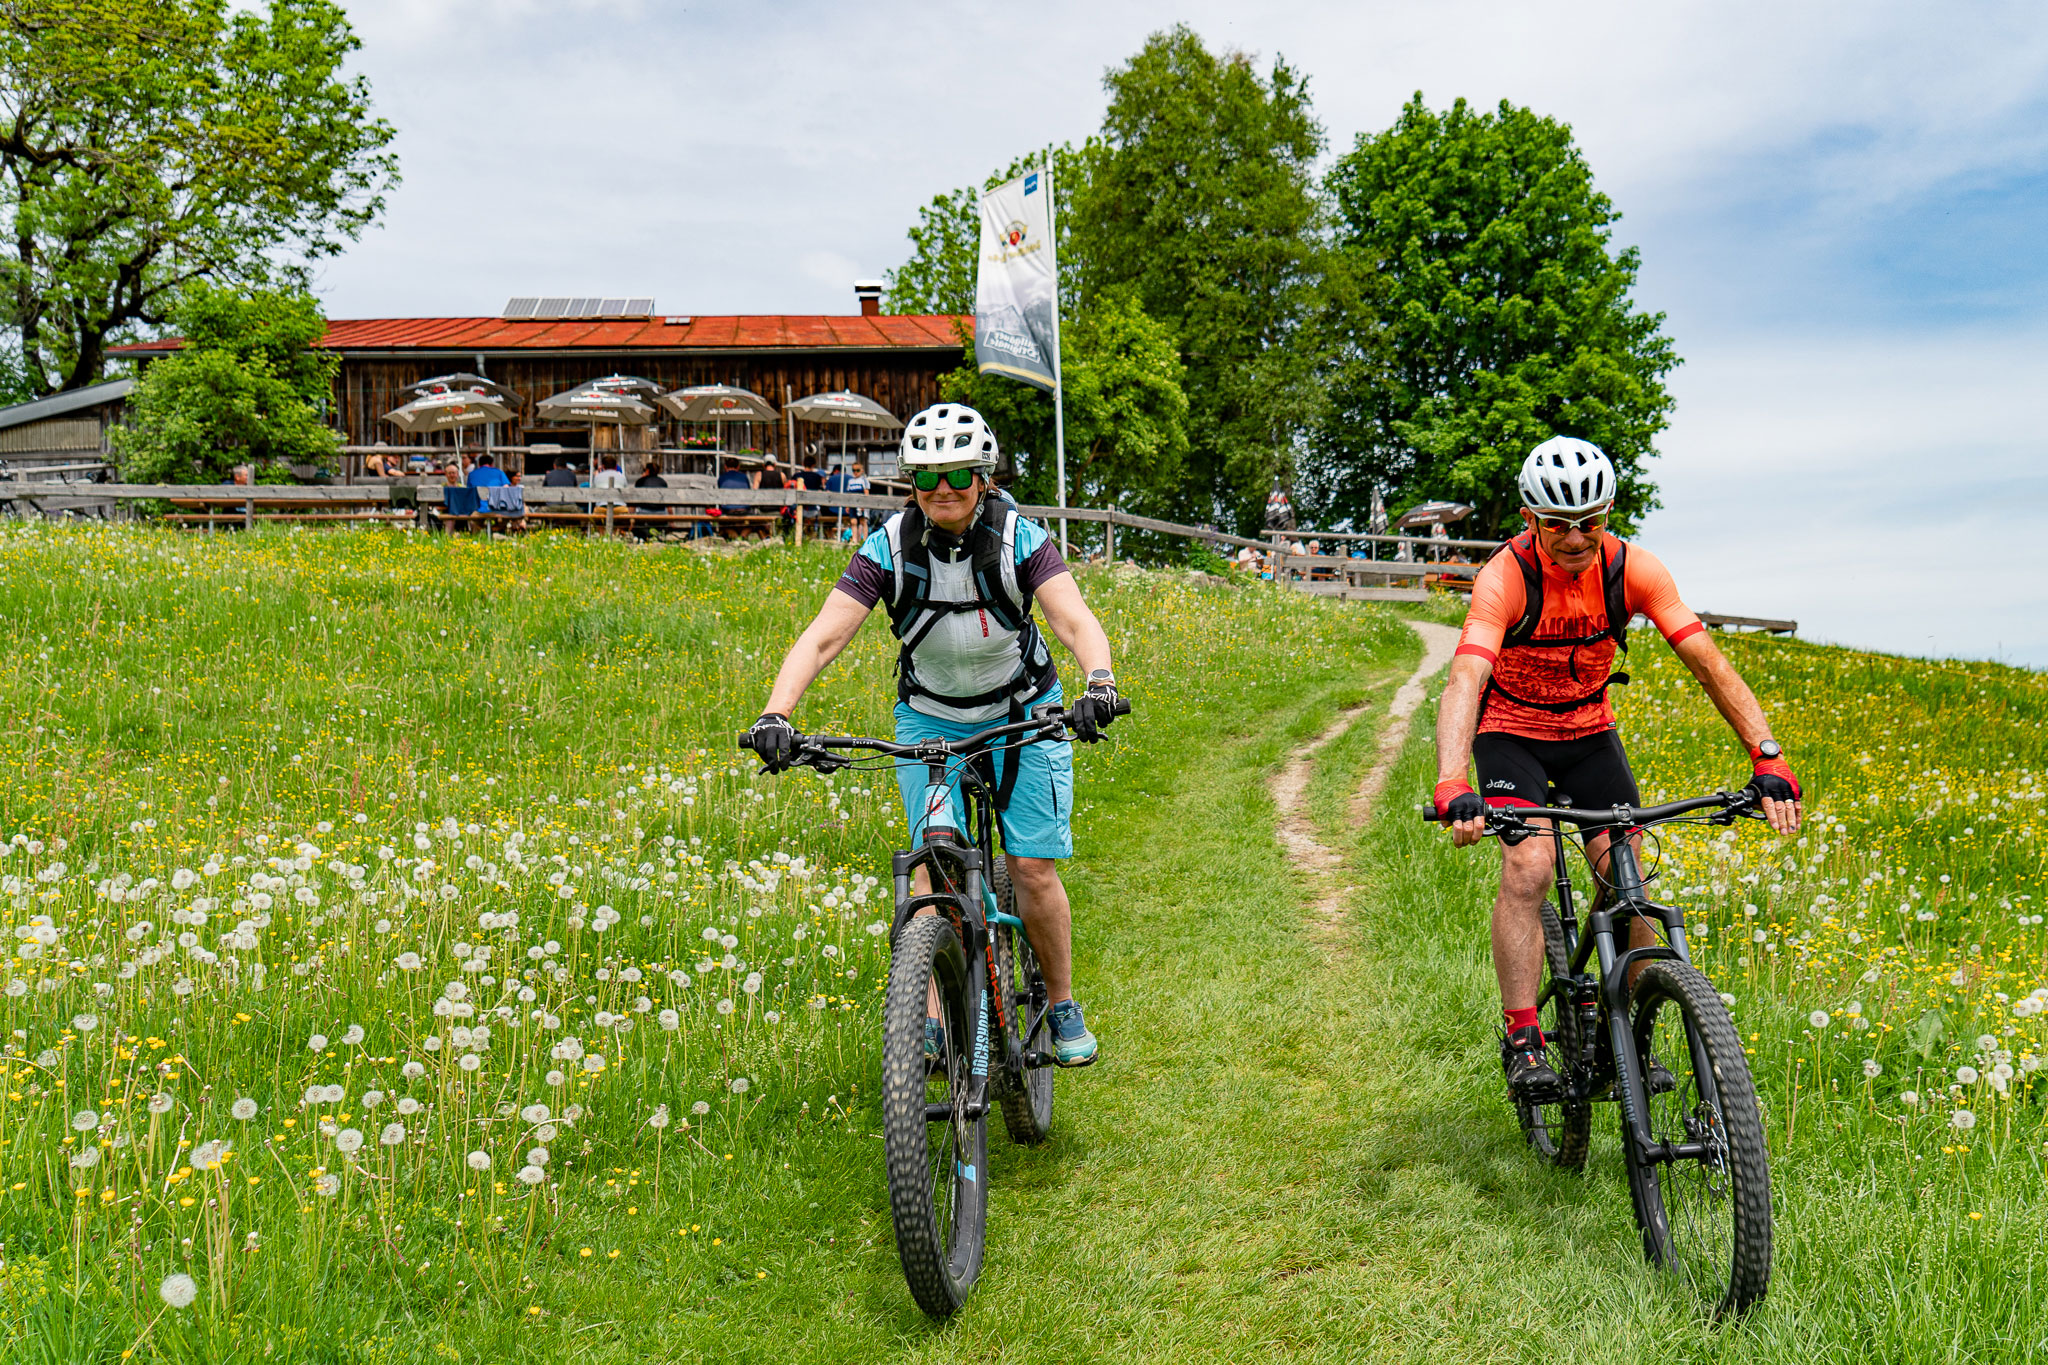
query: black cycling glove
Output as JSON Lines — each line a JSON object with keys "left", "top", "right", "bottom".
{"left": 1070, "top": 682, "right": 1120, "bottom": 743}
{"left": 747, "top": 713, "right": 799, "bottom": 773}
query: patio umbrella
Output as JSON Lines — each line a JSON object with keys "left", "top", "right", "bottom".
{"left": 406, "top": 372, "right": 524, "bottom": 404}
{"left": 537, "top": 378, "right": 663, "bottom": 511}
{"left": 1394, "top": 500, "right": 1472, "bottom": 529}
{"left": 382, "top": 389, "right": 517, "bottom": 435}
{"left": 787, "top": 391, "right": 902, "bottom": 534}
{"left": 784, "top": 390, "right": 902, "bottom": 429}
{"left": 656, "top": 384, "right": 778, "bottom": 423}
{"left": 658, "top": 384, "right": 781, "bottom": 474}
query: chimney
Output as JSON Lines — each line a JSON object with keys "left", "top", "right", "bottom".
{"left": 853, "top": 280, "right": 884, "bottom": 317}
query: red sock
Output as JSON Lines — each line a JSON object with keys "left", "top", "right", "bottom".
{"left": 1504, "top": 1007, "right": 1541, "bottom": 1035}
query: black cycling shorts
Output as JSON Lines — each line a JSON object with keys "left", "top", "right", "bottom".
{"left": 1473, "top": 729, "right": 1640, "bottom": 813}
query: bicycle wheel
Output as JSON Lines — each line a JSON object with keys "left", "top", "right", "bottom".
{"left": 1518, "top": 900, "right": 1590, "bottom": 1169}
{"left": 993, "top": 856, "right": 1054, "bottom": 1144}
{"left": 1625, "top": 959, "right": 1772, "bottom": 1317}
{"left": 882, "top": 913, "right": 988, "bottom": 1317}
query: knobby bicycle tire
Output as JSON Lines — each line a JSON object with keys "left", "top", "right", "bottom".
{"left": 992, "top": 856, "right": 1054, "bottom": 1144}
{"left": 1625, "top": 959, "right": 1772, "bottom": 1318}
{"left": 882, "top": 914, "right": 988, "bottom": 1316}
{"left": 1519, "top": 900, "right": 1591, "bottom": 1169}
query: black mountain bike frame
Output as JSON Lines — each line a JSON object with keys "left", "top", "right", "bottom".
{"left": 746, "top": 706, "right": 1095, "bottom": 1116}
{"left": 1428, "top": 788, "right": 1764, "bottom": 1168}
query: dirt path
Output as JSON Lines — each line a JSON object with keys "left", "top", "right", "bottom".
{"left": 1269, "top": 619, "right": 1460, "bottom": 938}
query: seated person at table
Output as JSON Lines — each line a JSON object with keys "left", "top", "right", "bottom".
{"left": 633, "top": 461, "right": 668, "bottom": 526}
{"left": 364, "top": 450, "right": 389, "bottom": 477}
{"left": 593, "top": 455, "right": 628, "bottom": 490}
{"left": 717, "top": 457, "right": 755, "bottom": 515}
{"left": 541, "top": 456, "right": 579, "bottom": 488}
{"left": 466, "top": 453, "right": 510, "bottom": 488}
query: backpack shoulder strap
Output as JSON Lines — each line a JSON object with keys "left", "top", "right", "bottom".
{"left": 881, "top": 509, "right": 921, "bottom": 632}
{"left": 1496, "top": 532, "right": 1544, "bottom": 649}
{"left": 1602, "top": 536, "right": 1631, "bottom": 651}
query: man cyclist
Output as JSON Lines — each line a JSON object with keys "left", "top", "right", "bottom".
{"left": 747, "top": 403, "right": 1120, "bottom": 1067}
{"left": 1433, "top": 436, "right": 1803, "bottom": 1097}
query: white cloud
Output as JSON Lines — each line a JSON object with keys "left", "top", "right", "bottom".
{"left": 1646, "top": 325, "right": 2048, "bottom": 666}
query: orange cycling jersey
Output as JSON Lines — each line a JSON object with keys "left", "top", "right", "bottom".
{"left": 1457, "top": 531, "right": 1704, "bottom": 741}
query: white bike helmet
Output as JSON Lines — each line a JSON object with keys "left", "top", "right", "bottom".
{"left": 1518, "top": 437, "right": 1615, "bottom": 514}
{"left": 900, "top": 403, "right": 999, "bottom": 473}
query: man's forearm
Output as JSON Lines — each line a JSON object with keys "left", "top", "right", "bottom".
{"left": 1436, "top": 661, "right": 1486, "bottom": 782}
{"left": 1675, "top": 636, "right": 1773, "bottom": 750}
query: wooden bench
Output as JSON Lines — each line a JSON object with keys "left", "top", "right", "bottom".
{"left": 166, "top": 497, "right": 413, "bottom": 530}
{"left": 1700, "top": 612, "right": 1797, "bottom": 635}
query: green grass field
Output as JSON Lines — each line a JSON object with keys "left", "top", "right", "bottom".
{"left": 0, "top": 525, "right": 2041, "bottom": 1363}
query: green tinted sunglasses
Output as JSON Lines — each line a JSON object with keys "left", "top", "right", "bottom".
{"left": 911, "top": 468, "right": 978, "bottom": 492}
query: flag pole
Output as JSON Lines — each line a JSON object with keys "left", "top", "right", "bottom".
{"left": 1045, "top": 144, "right": 1069, "bottom": 557}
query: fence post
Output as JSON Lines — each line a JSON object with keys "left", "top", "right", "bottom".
{"left": 1104, "top": 507, "right": 1116, "bottom": 562}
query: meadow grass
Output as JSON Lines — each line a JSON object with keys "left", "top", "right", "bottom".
{"left": 0, "top": 524, "right": 1410, "bottom": 1362}
{"left": 6, "top": 521, "right": 2045, "bottom": 1363}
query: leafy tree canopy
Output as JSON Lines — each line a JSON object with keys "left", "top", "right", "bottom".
{"left": 114, "top": 283, "right": 338, "bottom": 483}
{"left": 1070, "top": 26, "right": 1327, "bottom": 534}
{"left": 0, "top": 0, "right": 398, "bottom": 395}
{"left": 1307, "top": 94, "right": 1677, "bottom": 535}
{"left": 940, "top": 289, "right": 1188, "bottom": 515}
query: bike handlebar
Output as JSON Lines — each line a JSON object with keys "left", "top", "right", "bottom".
{"left": 737, "top": 698, "right": 1132, "bottom": 768}
{"left": 1417, "top": 787, "right": 1760, "bottom": 830}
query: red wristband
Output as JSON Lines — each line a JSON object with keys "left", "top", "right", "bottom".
{"left": 1434, "top": 779, "right": 1476, "bottom": 813}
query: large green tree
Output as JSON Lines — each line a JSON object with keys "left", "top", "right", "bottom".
{"left": 0, "top": 0, "right": 397, "bottom": 395}
{"left": 1308, "top": 94, "right": 1677, "bottom": 535}
{"left": 113, "top": 283, "right": 338, "bottom": 483}
{"left": 940, "top": 289, "right": 1188, "bottom": 514}
{"left": 1070, "top": 26, "right": 1327, "bottom": 534}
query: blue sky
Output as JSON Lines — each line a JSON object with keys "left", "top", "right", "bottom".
{"left": 321, "top": 0, "right": 2048, "bottom": 665}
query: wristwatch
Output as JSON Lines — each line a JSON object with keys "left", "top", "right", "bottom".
{"left": 1751, "top": 739, "right": 1782, "bottom": 760}
{"left": 1086, "top": 669, "right": 1116, "bottom": 689}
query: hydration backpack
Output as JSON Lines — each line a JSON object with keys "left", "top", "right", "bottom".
{"left": 877, "top": 493, "right": 1057, "bottom": 807}
{"left": 1481, "top": 530, "right": 1632, "bottom": 716}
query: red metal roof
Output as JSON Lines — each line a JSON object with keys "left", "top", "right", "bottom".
{"left": 108, "top": 313, "right": 971, "bottom": 356}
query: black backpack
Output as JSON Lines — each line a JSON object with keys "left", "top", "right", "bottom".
{"left": 1481, "top": 530, "right": 1632, "bottom": 716}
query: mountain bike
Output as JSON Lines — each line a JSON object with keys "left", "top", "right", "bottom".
{"left": 1421, "top": 787, "right": 1774, "bottom": 1318}
{"left": 741, "top": 698, "right": 1125, "bottom": 1316}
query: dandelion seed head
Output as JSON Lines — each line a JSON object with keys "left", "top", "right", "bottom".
{"left": 159, "top": 1273, "right": 198, "bottom": 1309}
{"left": 467, "top": 1150, "right": 491, "bottom": 1171}
{"left": 334, "top": 1128, "right": 364, "bottom": 1154}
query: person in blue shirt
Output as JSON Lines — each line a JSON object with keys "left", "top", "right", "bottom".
{"left": 466, "top": 453, "right": 510, "bottom": 488}
{"left": 747, "top": 404, "right": 1122, "bottom": 1068}
{"left": 716, "top": 457, "right": 755, "bottom": 516}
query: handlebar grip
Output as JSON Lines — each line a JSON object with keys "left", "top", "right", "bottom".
{"left": 1419, "top": 803, "right": 1443, "bottom": 822}
{"left": 736, "top": 732, "right": 758, "bottom": 752}
{"left": 1112, "top": 698, "right": 1132, "bottom": 717}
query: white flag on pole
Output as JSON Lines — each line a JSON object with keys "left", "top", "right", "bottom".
{"left": 974, "top": 168, "right": 1058, "bottom": 393}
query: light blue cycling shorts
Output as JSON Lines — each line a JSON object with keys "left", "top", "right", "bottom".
{"left": 892, "top": 686, "right": 1074, "bottom": 860}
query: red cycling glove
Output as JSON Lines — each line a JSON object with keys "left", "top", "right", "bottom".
{"left": 1749, "top": 749, "right": 1801, "bottom": 802}
{"left": 1434, "top": 778, "right": 1485, "bottom": 823}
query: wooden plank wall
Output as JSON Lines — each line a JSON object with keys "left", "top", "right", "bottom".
{"left": 332, "top": 350, "right": 963, "bottom": 471}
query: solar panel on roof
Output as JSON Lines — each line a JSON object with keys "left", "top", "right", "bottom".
{"left": 571, "top": 297, "right": 601, "bottom": 316}
{"left": 536, "top": 297, "right": 570, "bottom": 317}
{"left": 598, "top": 298, "right": 627, "bottom": 316}
{"left": 626, "top": 297, "right": 655, "bottom": 316}
{"left": 503, "top": 297, "right": 539, "bottom": 318}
